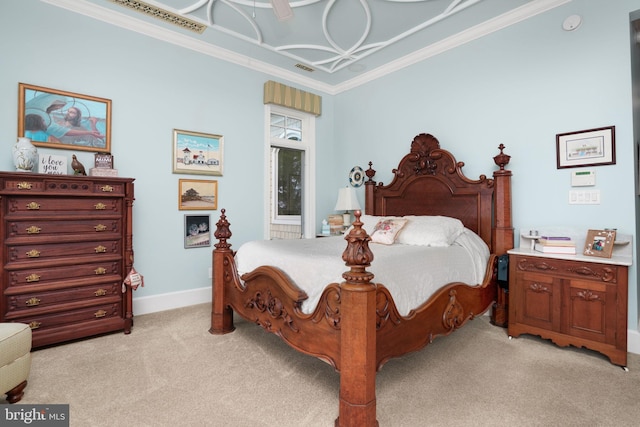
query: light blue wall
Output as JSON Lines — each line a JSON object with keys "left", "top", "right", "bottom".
{"left": 1, "top": 1, "right": 639, "bottom": 336}
{"left": 0, "top": 0, "right": 336, "bottom": 301}
{"left": 334, "top": 0, "right": 640, "bottom": 332}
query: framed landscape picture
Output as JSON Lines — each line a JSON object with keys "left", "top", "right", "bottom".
{"left": 18, "top": 83, "right": 111, "bottom": 153}
{"left": 173, "top": 129, "right": 224, "bottom": 176}
{"left": 178, "top": 179, "right": 217, "bottom": 211}
{"left": 556, "top": 126, "right": 615, "bottom": 169}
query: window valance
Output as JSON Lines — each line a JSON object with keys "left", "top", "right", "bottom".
{"left": 263, "top": 81, "right": 322, "bottom": 116}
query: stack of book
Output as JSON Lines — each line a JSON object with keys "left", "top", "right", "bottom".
{"left": 534, "top": 236, "right": 577, "bottom": 254}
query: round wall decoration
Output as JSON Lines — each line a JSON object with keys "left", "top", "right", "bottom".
{"left": 349, "top": 166, "right": 364, "bottom": 187}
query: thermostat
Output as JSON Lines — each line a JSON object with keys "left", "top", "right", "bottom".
{"left": 571, "top": 169, "right": 595, "bottom": 187}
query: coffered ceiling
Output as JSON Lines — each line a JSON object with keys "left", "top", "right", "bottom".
{"left": 43, "top": 0, "right": 570, "bottom": 93}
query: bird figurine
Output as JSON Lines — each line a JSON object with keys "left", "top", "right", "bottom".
{"left": 71, "top": 154, "right": 87, "bottom": 176}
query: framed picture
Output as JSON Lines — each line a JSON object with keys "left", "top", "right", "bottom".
{"left": 184, "top": 214, "right": 211, "bottom": 248}
{"left": 173, "top": 129, "right": 224, "bottom": 176}
{"left": 583, "top": 229, "right": 616, "bottom": 258}
{"left": 18, "top": 83, "right": 111, "bottom": 153}
{"left": 178, "top": 179, "right": 218, "bottom": 211}
{"left": 556, "top": 126, "right": 615, "bottom": 169}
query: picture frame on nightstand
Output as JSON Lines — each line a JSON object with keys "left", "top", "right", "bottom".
{"left": 583, "top": 229, "right": 616, "bottom": 258}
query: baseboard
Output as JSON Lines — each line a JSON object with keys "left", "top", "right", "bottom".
{"left": 133, "top": 287, "right": 211, "bottom": 316}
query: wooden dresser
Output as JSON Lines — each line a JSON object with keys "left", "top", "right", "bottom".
{"left": 0, "top": 172, "right": 135, "bottom": 348}
{"left": 507, "top": 246, "right": 630, "bottom": 367}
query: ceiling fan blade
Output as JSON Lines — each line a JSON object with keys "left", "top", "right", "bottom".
{"left": 271, "top": 0, "right": 294, "bottom": 21}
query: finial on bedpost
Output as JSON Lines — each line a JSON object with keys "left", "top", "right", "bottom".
{"left": 365, "top": 162, "right": 376, "bottom": 183}
{"left": 341, "top": 210, "right": 375, "bottom": 283}
{"left": 493, "top": 144, "right": 511, "bottom": 171}
{"left": 214, "top": 208, "right": 232, "bottom": 250}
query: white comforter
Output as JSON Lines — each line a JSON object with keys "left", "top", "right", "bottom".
{"left": 235, "top": 228, "right": 490, "bottom": 317}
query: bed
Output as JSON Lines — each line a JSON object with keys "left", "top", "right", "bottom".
{"left": 209, "top": 133, "right": 513, "bottom": 426}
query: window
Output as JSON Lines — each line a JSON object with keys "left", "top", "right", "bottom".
{"left": 265, "top": 106, "right": 315, "bottom": 239}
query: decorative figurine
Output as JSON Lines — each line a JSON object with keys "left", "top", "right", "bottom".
{"left": 71, "top": 154, "right": 87, "bottom": 176}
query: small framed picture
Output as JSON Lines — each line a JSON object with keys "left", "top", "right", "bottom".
{"left": 583, "top": 229, "right": 616, "bottom": 258}
{"left": 94, "top": 153, "right": 114, "bottom": 169}
{"left": 556, "top": 126, "right": 615, "bottom": 169}
{"left": 178, "top": 179, "right": 217, "bottom": 210}
{"left": 173, "top": 129, "right": 224, "bottom": 176}
{"left": 184, "top": 214, "right": 211, "bottom": 248}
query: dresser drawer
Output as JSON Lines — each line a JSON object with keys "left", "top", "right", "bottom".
{"left": 0, "top": 177, "right": 127, "bottom": 196}
{"left": 7, "top": 240, "right": 121, "bottom": 262}
{"left": 7, "top": 261, "right": 121, "bottom": 286}
{"left": 6, "top": 218, "right": 121, "bottom": 238}
{"left": 5, "top": 197, "right": 122, "bottom": 216}
{"left": 4, "top": 282, "right": 122, "bottom": 316}
{"left": 16, "top": 302, "right": 123, "bottom": 332}
{"left": 512, "top": 256, "right": 620, "bottom": 284}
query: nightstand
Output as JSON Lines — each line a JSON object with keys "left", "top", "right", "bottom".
{"left": 507, "top": 231, "right": 632, "bottom": 367}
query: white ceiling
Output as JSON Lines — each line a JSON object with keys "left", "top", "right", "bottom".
{"left": 43, "top": 0, "right": 570, "bottom": 94}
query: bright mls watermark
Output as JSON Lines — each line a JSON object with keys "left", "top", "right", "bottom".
{"left": 2, "top": 405, "right": 69, "bottom": 426}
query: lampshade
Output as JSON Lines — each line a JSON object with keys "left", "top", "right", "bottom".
{"left": 334, "top": 187, "right": 361, "bottom": 212}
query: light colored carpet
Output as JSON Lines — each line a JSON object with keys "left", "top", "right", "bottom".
{"left": 5, "top": 303, "right": 640, "bottom": 426}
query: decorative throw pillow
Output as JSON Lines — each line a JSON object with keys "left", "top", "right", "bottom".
{"left": 370, "top": 218, "right": 408, "bottom": 245}
{"left": 396, "top": 215, "right": 464, "bottom": 247}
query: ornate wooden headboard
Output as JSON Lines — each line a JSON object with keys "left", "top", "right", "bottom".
{"left": 364, "top": 133, "right": 513, "bottom": 254}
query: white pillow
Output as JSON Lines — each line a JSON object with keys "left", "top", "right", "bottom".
{"left": 396, "top": 215, "right": 464, "bottom": 247}
{"left": 370, "top": 218, "right": 408, "bottom": 245}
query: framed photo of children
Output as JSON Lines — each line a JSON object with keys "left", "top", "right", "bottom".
{"left": 18, "top": 83, "right": 112, "bottom": 153}
{"left": 173, "top": 129, "right": 224, "bottom": 176}
{"left": 178, "top": 179, "right": 218, "bottom": 211}
{"left": 184, "top": 214, "right": 211, "bottom": 249}
{"left": 583, "top": 229, "right": 616, "bottom": 258}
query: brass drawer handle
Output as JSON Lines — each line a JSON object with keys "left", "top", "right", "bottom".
{"left": 17, "top": 182, "right": 33, "bottom": 190}
{"left": 94, "top": 202, "right": 106, "bottom": 210}
{"left": 94, "top": 245, "right": 107, "bottom": 253}
{"left": 94, "top": 289, "right": 107, "bottom": 297}
{"left": 26, "top": 202, "right": 40, "bottom": 210}
{"left": 26, "top": 249, "right": 41, "bottom": 258}
{"left": 26, "top": 273, "right": 41, "bottom": 283}
{"left": 95, "top": 267, "right": 107, "bottom": 275}
{"left": 26, "top": 226, "right": 41, "bottom": 234}
{"left": 29, "top": 321, "right": 41, "bottom": 330}
{"left": 26, "top": 297, "right": 41, "bottom": 307}
{"left": 94, "top": 224, "right": 107, "bottom": 232}
{"left": 101, "top": 185, "right": 114, "bottom": 193}
{"left": 94, "top": 310, "right": 107, "bottom": 318}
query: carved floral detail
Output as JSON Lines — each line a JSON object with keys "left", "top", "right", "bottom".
{"left": 442, "top": 290, "right": 465, "bottom": 330}
{"left": 246, "top": 289, "right": 299, "bottom": 333}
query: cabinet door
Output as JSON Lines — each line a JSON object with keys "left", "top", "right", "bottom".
{"left": 562, "top": 279, "right": 616, "bottom": 344}
{"left": 515, "top": 271, "right": 561, "bottom": 331}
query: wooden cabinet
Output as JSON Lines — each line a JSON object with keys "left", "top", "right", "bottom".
{"left": 0, "top": 172, "right": 135, "bottom": 348}
{"left": 508, "top": 252, "right": 628, "bottom": 367}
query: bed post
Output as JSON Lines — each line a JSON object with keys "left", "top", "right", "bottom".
{"left": 491, "top": 144, "right": 513, "bottom": 256}
{"left": 336, "top": 212, "right": 378, "bottom": 427}
{"left": 209, "top": 209, "right": 236, "bottom": 335}
{"left": 364, "top": 162, "right": 377, "bottom": 215}
{"left": 491, "top": 145, "right": 513, "bottom": 327}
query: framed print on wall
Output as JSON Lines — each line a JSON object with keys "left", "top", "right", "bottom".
{"left": 184, "top": 214, "right": 211, "bottom": 248}
{"left": 18, "top": 83, "right": 111, "bottom": 153}
{"left": 556, "top": 126, "right": 615, "bottom": 169}
{"left": 173, "top": 129, "right": 224, "bottom": 176}
{"left": 178, "top": 179, "right": 218, "bottom": 211}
